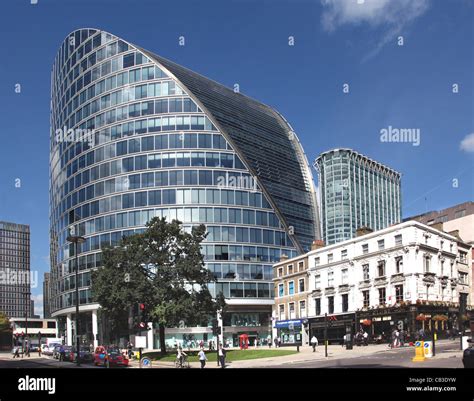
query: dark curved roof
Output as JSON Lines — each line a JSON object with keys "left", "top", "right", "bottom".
{"left": 136, "top": 48, "right": 319, "bottom": 251}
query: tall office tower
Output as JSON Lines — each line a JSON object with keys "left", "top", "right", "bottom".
{"left": 43, "top": 272, "right": 51, "bottom": 319}
{"left": 0, "top": 221, "right": 31, "bottom": 318}
{"left": 49, "top": 29, "right": 319, "bottom": 346}
{"left": 314, "top": 148, "right": 401, "bottom": 245}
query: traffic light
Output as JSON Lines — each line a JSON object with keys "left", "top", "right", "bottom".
{"left": 211, "top": 318, "right": 219, "bottom": 336}
{"left": 137, "top": 303, "right": 147, "bottom": 330}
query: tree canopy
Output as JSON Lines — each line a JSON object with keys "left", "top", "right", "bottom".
{"left": 0, "top": 312, "right": 11, "bottom": 334}
{"left": 92, "top": 217, "right": 225, "bottom": 353}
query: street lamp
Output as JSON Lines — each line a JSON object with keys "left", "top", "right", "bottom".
{"left": 23, "top": 290, "right": 31, "bottom": 357}
{"left": 67, "top": 226, "right": 85, "bottom": 367}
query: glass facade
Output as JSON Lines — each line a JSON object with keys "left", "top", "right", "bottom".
{"left": 314, "top": 149, "right": 401, "bottom": 245}
{"left": 0, "top": 222, "right": 31, "bottom": 318}
{"left": 49, "top": 29, "right": 318, "bottom": 338}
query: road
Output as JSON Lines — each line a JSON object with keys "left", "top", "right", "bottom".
{"left": 0, "top": 354, "right": 99, "bottom": 369}
{"left": 0, "top": 341, "right": 465, "bottom": 369}
{"left": 271, "top": 341, "right": 463, "bottom": 368}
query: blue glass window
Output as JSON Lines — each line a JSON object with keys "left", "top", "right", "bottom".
{"left": 122, "top": 193, "right": 134, "bottom": 209}
{"left": 135, "top": 191, "right": 147, "bottom": 207}
{"left": 148, "top": 190, "right": 161, "bottom": 205}
{"left": 123, "top": 53, "right": 135, "bottom": 68}
{"left": 288, "top": 281, "right": 294, "bottom": 295}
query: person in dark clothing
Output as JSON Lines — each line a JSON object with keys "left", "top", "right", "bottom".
{"left": 218, "top": 344, "right": 226, "bottom": 368}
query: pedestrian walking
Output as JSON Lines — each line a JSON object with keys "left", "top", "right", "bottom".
{"left": 267, "top": 335, "right": 272, "bottom": 348}
{"left": 13, "top": 347, "right": 20, "bottom": 358}
{"left": 58, "top": 345, "right": 64, "bottom": 361}
{"left": 310, "top": 335, "right": 318, "bottom": 352}
{"left": 218, "top": 344, "right": 226, "bottom": 368}
{"left": 362, "top": 331, "right": 368, "bottom": 346}
{"left": 198, "top": 348, "right": 207, "bottom": 368}
{"left": 127, "top": 341, "right": 133, "bottom": 359}
{"left": 24, "top": 339, "right": 30, "bottom": 357}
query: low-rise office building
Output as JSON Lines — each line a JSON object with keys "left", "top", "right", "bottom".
{"left": 10, "top": 318, "right": 58, "bottom": 346}
{"left": 272, "top": 220, "right": 473, "bottom": 344}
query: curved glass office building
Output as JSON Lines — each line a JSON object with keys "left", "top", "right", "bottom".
{"left": 49, "top": 29, "right": 319, "bottom": 347}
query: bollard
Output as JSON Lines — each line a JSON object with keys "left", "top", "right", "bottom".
{"left": 297, "top": 345, "right": 300, "bottom": 352}
{"left": 412, "top": 341, "right": 425, "bottom": 362}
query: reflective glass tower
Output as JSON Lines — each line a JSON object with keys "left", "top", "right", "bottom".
{"left": 49, "top": 29, "right": 319, "bottom": 346}
{"left": 314, "top": 148, "right": 401, "bottom": 245}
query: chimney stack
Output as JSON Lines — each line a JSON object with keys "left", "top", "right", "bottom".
{"left": 431, "top": 222, "right": 444, "bottom": 232}
{"left": 448, "top": 229, "right": 461, "bottom": 240}
{"left": 356, "top": 226, "right": 373, "bottom": 237}
{"left": 311, "top": 240, "right": 325, "bottom": 251}
{"left": 279, "top": 254, "right": 289, "bottom": 262}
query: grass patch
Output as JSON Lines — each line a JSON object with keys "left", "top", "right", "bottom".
{"left": 143, "top": 349, "right": 298, "bottom": 362}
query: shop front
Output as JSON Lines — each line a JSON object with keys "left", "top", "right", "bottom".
{"left": 356, "top": 301, "right": 473, "bottom": 343}
{"left": 309, "top": 313, "right": 355, "bottom": 345}
{"left": 275, "top": 319, "right": 305, "bottom": 345}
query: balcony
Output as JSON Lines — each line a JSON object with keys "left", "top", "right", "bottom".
{"left": 324, "top": 286, "right": 335, "bottom": 295}
{"left": 423, "top": 271, "right": 436, "bottom": 284}
{"left": 358, "top": 280, "right": 371, "bottom": 290}
{"left": 338, "top": 284, "right": 350, "bottom": 293}
{"left": 390, "top": 273, "right": 404, "bottom": 283}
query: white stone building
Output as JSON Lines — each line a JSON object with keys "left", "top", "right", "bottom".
{"left": 302, "top": 220, "right": 472, "bottom": 342}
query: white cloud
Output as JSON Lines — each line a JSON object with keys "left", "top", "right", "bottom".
{"left": 460, "top": 132, "right": 474, "bottom": 153}
{"left": 31, "top": 293, "right": 43, "bottom": 318}
{"left": 320, "top": 0, "right": 430, "bottom": 59}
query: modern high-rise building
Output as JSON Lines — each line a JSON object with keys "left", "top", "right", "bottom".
{"left": 43, "top": 272, "right": 51, "bottom": 319}
{"left": 0, "top": 221, "right": 31, "bottom": 318}
{"left": 49, "top": 29, "right": 319, "bottom": 347}
{"left": 314, "top": 148, "right": 401, "bottom": 245}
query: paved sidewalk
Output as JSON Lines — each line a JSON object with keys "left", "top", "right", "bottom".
{"left": 121, "top": 340, "right": 464, "bottom": 369}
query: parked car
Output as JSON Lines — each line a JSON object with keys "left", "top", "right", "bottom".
{"left": 29, "top": 344, "right": 39, "bottom": 352}
{"left": 462, "top": 339, "right": 474, "bottom": 368}
{"left": 53, "top": 344, "right": 72, "bottom": 361}
{"left": 94, "top": 346, "right": 129, "bottom": 367}
{"left": 52, "top": 345, "right": 63, "bottom": 359}
{"left": 62, "top": 346, "right": 73, "bottom": 361}
{"left": 69, "top": 346, "right": 93, "bottom": 363}
{"left": 42, "top": 343, "right": 60, "bottom": 356}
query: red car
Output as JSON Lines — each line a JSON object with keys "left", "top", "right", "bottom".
{"left": 94, "top": 346, "right": 129, "bottom": 368}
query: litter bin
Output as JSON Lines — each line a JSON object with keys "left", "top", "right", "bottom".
{"left": 462, "top": 336, "right": 470, "bottom": 350}
{"left": 345, "top": 333, "right": 353, "bottom": 350}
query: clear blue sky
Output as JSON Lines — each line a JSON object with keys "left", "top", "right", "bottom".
{"left": 0, "top": 0, "right": 472, "bottom": 315}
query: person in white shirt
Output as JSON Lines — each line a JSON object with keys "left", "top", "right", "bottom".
{"left": 198, "top": 349, "right": 207, "bottom": 368}
{"left": 310, "top": 336, "right": 318, "bottom": 352}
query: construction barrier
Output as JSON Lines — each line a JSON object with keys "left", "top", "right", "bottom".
{"left": 412, "top": 341, "right": 425, "bottom": 362}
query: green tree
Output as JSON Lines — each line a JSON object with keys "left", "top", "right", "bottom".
{"left": 92, "top": 217, "right": 225, "bottom": 353}
{"left": 0, "top": 312, "right": 11, "bottom": 334}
